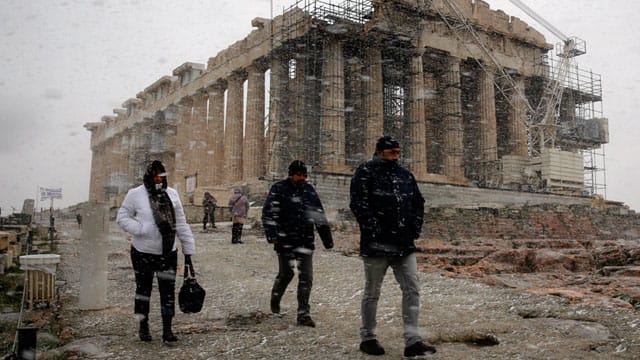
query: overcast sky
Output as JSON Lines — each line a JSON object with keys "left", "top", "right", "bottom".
{"left": 0, "top": 0, "right": 638, "bottom": 212}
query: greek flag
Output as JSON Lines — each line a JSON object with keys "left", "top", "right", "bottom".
{"left": 40, "top": 187, "right": 63, "bottom": 200}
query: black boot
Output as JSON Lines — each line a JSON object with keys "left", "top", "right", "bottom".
{"left": 139, "top": 316, "right": 152, "bottom": 342}
{"left": 231, "top": 223, "right": 243, "bottom": 243}
{"left": 162, "top": 316, "right": 178, "bottom": 345}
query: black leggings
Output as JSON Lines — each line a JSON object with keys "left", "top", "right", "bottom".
{"left": 130, "top": 247, "right": 177, "bottom": 317}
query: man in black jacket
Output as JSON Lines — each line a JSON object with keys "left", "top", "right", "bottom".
{"left": 262, "top": 160, "right": 334, "bottom": 327}
{"left": 350, "top": 136, "right": 436, "bottom": 357}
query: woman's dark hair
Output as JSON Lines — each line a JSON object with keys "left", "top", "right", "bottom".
{"left": 143, "top": 160, "right": 167, "bottom": 192}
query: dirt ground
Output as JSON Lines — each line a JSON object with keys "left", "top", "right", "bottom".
{"left": 38, "top": 219, "right": 640, "bottom": 359}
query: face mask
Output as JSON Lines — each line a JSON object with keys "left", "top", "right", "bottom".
{"left": 155, "top": 183, "right": 163, "bottom": 191}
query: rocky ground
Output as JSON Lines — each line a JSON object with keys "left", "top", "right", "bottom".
{"left": 32, "top": 219, "right": 640, "bottom": 359}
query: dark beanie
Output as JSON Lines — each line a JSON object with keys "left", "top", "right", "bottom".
{"left": 375, "top": 136, "right": 400, "bottom": 151}
{"left": 288, "top": 160, "right": 308, "bottom": 176}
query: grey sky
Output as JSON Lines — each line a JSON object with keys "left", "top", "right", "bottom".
{"left": 0, "top": 0, "right": 638, "bottom": 212}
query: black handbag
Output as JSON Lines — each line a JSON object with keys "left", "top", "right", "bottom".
{"left": 178, "top": 256, "right": 206, "bottom": 313}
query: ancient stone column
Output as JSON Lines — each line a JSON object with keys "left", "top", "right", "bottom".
{"left": 149, "top": 107, "right": 177, "bottom": 179}
{"left": 407, "top": 50, "right": 428, "bottom": 180}
{"left": 105, "top": 135, "right": 119, "bottom": 206}
{"left": 207, "top": 82, "right": 226, "bottom": 185}
{"left": 88, "top": 144, "right": 104, "bottom": 203}
{"left": 244, "top": 61, "right": 268, "bottom": 180}
{"left": 224, "top": 70, "right": 246, "bottom": 183}
{"left": 291, "top": 57, "right": 307, "bottom": 161}
{"left": 508, "top": 76, "right": 529, "bottom": 157}
{"left": 79, "top": 202, "right": 108, "bottom": 310}
{"left": 346, "top": 56, "right": 364, "bottom": 164}
{"left": 363, "top": 46, "right": 384, "bottom": 156}
{"left": 132, "top": 121, "right": 149, "bottom": 183}
{"left": 424, "top": 71, "right": 441, "bottom": 174}
{"left": 320, "top": 38, "right": 347, "bottom": 173}
{"left": 192, "top": 91, "right": 209, "bottom": 189}
{"left": 267, "top": 54, "right": 289, "bottom": 178}
{"left": 174, "top": 96, "right": 193, "bottom": 195}
{"left": 442, "top": 56, "right": 465, "bottom": 179}
{"left": 478, "top": 67, "right": 498, "bottom": 162}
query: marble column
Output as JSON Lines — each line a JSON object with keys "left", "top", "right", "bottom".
{"left": 508, "top": 76, "right": 529, "bottom": 157}
{"left": 320, "top": 38, "right": 347, "bottom": 173}
{"left": 244, "top": 62, "right": 268, "bottom": 180}
{"left": 291, "top": 57, "right": 307, "bottom": 161}
{"left": 192, "top": 91, "right": 209, "bottom": 189}
{"left": 424, "top": 71, "right": 441, "bottom": 174}
{"left": 407, "top": 50, "right": 428, "bottom": 180}
{"left": 267, "top": 54, "right": 289, "bottom": 178}
{"left": 346, "top": 56, "right": 364, "bottom": 164}
{"left": 478, "top": 67, "right": 498, "bottom": 162}
{"left": 442, "top": 56, "right": 464, "bottom": 179}
{"left": 363, "top": 47, "right": 384, "bottom": 157}
{"left": 224, "top": 70, "right": 246, "bottom": 182}
{"left": 151, "top": 106, "right": 177, "bottom": 179}
{"left": 88, "top": 143, "right": 104, "bottom": 203}
{"left": 174, "top": 96, "right": 193, "bottom": 195}
{"left": 207, "top": 82, "right": 227, "bottom": 185}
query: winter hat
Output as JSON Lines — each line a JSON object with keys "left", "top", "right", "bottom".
{"left": 375, "top": 135, "right": 400, "bottom": 151}
{"left": 288, "top": 160, "right": 308, "bottom": 176}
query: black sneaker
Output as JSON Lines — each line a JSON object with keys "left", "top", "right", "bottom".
{"left": 359, "top": 339, "right": 385, "bottom": 356}
{"left": 404, "top": 341, "right": 436, "bottom": 357}
{"left": 296, "top": 316, "right": 316, "bottom": 327}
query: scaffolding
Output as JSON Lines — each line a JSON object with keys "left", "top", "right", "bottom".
{"left": 267, "top": 0, "right": 607, "bottom": 196}
{"left": 539, "top": 54, "right": 607, "bottom": 197}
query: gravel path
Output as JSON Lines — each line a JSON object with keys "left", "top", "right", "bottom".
{"left": 47, "top": 219, "right": 640, "bottom": 359}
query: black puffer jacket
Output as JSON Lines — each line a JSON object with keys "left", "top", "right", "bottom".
{"left": 350, "top": 156, "right": 425, "bottom": 257}
{"left": 262, "top": 179, "right": 333, "bottom": 253}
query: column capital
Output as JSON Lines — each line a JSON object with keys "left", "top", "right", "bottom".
{"left": 204, "top": 79, "right": 227, "bottom": 96}
{"left": 250, "top": 57, "right": 271, "bottom": 73}
{"left": 177, "top": 95, "right": 193, "bottom": 107}
{"left": 228, "top": 68, "right": 248, "bottom": 83}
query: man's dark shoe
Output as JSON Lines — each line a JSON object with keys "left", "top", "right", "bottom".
{"left": 359, "top": 339, "right": 385, "bottom": 356}
{"left": 297, "top": 316, "right": 316, "bottom": 327}
{"left": 270, "top": 300, "right": 280, "bottom": 314}
{"left": 404, "top": 341, "right": 436, "bottom": 357}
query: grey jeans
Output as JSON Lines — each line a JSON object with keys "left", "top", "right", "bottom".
{"left": 360, "top": 253, "right": 422, "bottom": 346}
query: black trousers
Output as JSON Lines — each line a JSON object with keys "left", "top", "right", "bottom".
{"left": 271, "top": 251, "right": 313, "bottom": 318}
{"left": 130, "top": 247, "right": 177, "bottom": 317}
{"left": 203, "top": 209, "right": 216, "bottom": 228}
{"left": 231, "top": 223, "right": 243, "bottom": 243}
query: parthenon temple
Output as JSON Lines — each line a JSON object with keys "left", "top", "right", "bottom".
{"left": 85, "top": 0, "right": 608, "bottom": 209}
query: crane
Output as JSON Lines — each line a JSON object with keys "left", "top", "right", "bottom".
{"left": 508, "top": 0, "right": 586, "bottom": 157}
{"left": 434, "top": 0, "right": 586, "bottom": 157}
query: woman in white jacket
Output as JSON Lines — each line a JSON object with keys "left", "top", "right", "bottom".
{"left": 116, "top": 160, "right": 195, "bottom": 345}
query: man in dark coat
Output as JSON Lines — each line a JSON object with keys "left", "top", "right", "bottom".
{"left": 262, "top": 160, "right": 334, "bottom": 327}
{"left": 349, "top": 136, "right": 436, "bottom": 357}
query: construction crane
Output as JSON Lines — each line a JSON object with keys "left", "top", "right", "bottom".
{"left": 507, "top": 0, "right": 586, "bottom": 157}
{"left": 434, "top": 0, "right": 586, "bottom": 157}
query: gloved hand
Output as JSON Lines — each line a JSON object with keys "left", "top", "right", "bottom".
{"left": 323, "top": 241, "right": 334, "bottom": 250}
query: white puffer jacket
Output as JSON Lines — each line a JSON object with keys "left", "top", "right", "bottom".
{"left": 116, "top": 185, "right": 195, "bottom": 255}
